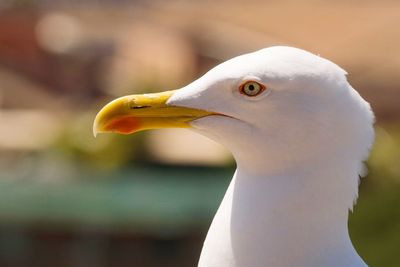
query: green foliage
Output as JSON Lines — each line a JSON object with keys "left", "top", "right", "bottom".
{"left": 51, "top": 112, "right": 149, "bottom": 172}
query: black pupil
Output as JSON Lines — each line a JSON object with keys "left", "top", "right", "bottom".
{"left": 248, "top": 84, "right": 255, "bottom": 91}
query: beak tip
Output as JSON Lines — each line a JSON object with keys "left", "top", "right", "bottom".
{"left": 93, "top": 124, "right": 98, "bottom": 138}
{"left": 93, "top": 115, "right": 101, "bottom": 138}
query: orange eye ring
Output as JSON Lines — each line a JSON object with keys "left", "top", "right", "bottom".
{"left": 239, "top": 81, "right": 266, "bottom": 97}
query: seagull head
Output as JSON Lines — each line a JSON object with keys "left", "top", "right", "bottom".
{"left": 94, "top": 47, "right": 375, "bottom": 266}
{"left": 94, "top": 46, "right": 374, "bottom": 178}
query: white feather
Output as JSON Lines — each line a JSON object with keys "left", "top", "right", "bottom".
{"left": 168, "top": 46, "right": 374, "bottom": 267}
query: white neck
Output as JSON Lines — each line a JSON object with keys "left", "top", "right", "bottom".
{"left": 198, "top": 164, "right": 367, "bottom": 267}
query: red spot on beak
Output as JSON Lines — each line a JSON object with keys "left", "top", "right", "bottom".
{"left": 105, "top": 117, "right": 141, "bottom": 134}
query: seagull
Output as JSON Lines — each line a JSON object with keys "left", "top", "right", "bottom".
{"left": 93, "top": 46, "right": 374, "bottom": 267}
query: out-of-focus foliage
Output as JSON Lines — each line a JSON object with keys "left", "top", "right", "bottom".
{"left": 369, "top": 126, "right": 400, "bottom": 184}
{"left": 52, "top": 112, "right": 148, "bottom": 172}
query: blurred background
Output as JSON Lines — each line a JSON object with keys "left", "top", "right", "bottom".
{"left": 0, "top": 0, "right": 399, "bottom": 266}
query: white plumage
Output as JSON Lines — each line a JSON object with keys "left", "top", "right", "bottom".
{"left": 168, "top": 47, "right": 374, "bottom": 267}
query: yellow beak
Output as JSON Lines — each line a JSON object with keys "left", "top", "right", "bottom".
{"left": 93, "top": 90, "right": 214, "bottom": 136}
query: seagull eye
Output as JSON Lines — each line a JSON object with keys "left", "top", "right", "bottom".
{"left": 239, "top": 81, "right": 266, "bottom": 97}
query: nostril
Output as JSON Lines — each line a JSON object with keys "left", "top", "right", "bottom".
{"left": 131, "top": 105, "right": 151, "bottom": 109}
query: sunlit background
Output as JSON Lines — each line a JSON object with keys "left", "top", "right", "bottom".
{"left": 0, "top": 1, "right": 399, "bottom": 266}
